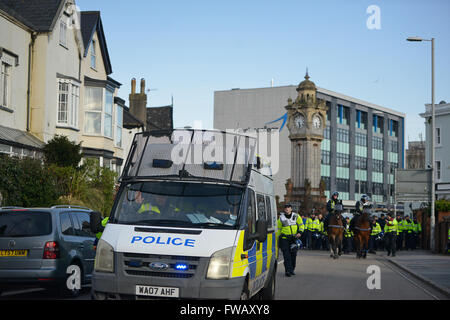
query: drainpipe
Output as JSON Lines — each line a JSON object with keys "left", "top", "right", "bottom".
{"left": 26, "top": 32, "right": 37, "bottom": 132}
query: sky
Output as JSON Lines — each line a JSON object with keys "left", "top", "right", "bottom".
{"left": 76, "top": 0, "right": 450, "bottom": 143}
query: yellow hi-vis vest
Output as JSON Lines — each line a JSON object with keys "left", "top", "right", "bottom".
{"left": 311, "top": 219, "right": 320, "bottom": 232}
{"left": 384, "top": 219, "right": 398, "bottom": 234}
{"left": 277, "top": 213, "right": 304, "bottom": 238}
{"left": 371, "top": 223, "right": 381, "bottom": 236}
{"left": 96, "top": 217, "right": 109, "bottom": 239}
{"left": 138, "top": 203, "right": 161, "bottom": 214}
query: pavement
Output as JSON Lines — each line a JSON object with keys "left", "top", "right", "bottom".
{"left": 380, "top": 249, "right": 450, "bottom": 298}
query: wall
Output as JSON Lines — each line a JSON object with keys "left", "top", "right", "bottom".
{"left": 0, "top": 14, "right": 31, "bottom": 132}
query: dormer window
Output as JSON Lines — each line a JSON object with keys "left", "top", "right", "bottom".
{"left": 90, "top": 40, "right": 96, "bottom": 69}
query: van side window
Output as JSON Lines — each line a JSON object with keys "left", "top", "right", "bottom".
{"left": 60, "top": 212, "right": 75, "bottom": 236}
{"left": 256, "top": 194, "right": 266, "bottom": 221}
{"left": 265, "top": 196, "right": 273, "bottom": 229}
{"left": 247, "top": 189, "right": 256, "bottom": 234}
{"left": 244, "top": 189, "right": 256, "bottom": 251}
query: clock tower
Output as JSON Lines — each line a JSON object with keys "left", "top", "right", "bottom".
{"left": 284, "top": 72, "right": 328, "bottom": 212}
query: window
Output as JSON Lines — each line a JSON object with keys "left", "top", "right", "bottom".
{"left": 244, "top": 189, "right": 256, "bottom": 250}
{"left": 90, "top": 40, "right": 96, "bottom": 69}
{"left": 73, "top": 212, "right": 94, "bottom": 238}
{"left": 436, "top": 161, "right": 441, "bottom": 180}
{"left": 59, "top": 20, "right": 67, "bottom": 47}
{"left": 116, "top": 104, "right": 123, "bottom": 147}
{"left": 265, "top": 196, "right": 273, "bottom": 229}
{"left": 324, "top": 126, "right": 331, "bottom": 140}
{"left": 104, "top": 89, "right": 113, "bottom": 138}
{"left": 60, "top": 212, "right": 75, "bottom": 236}
{"left": 373, "top": 115, "right": 384, "bottom": 134}
{"left": 337, "top": 152, "right": 350, "bottom": 168}
{"left": 337, "top": 105, "right": 349, "bottom": 125}
{"left": 388, "top": 140, "right": 398, "bottom": 153}
{"left": 436, "top": 128, "right": 441, "bottom": 146}
{"left": 373, "top": 159, "right": 384, "bottom": 173}
{"left": 372, "top": 182, "right": 384, "bottom": 196}
{"left": 372, "top": 137, "right": 384, "bottom": 150}
{"left": 84, "top": 87, "right": 103, "bottom": 134}
{"left": 0, "top": 62, "right": 11, "bottom": 108}
{"left": 257, "top": 194, "right": 266, "bottom": 221}
{"left": 321, "top": 176, "right": 331, "bottom": 191}
{"left": 356, "top": 110, "right": 368, "bottom": 130}
{"left": 58, "top": 82, "right": 69, "bottom": 124}
{"left": 355, "top": 133, "right": 367, "bottom": 147}
{"left": 321, "top": 150, "right": 331, "bottom": 165}
{"left": 57, "top": 80, "right": 79, "bottom": 127}
{"left": 337, "top": 128, "right": 349, "bottom": 143}
{"left": 355, "top": 156, "right": 367, "bottom": 170}
{"left": 336, "top": 178, "right": 349, "bottom": 193}
{"left": 355, "top": 181, "right": 368, "bottom": 194}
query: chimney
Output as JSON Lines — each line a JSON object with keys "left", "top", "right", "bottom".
{"left": 129, "top": 77, "right": 147, "bottom": 130}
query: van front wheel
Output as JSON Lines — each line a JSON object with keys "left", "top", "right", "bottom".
{"left": 260, "top": 269, "right": 276, "bottom": 300}
{"left": 240, "top": 280, "right": 250, "bottom": 300}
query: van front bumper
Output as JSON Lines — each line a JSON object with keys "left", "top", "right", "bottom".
{"left": 92, "top": 254, "right": 246, "bottom": 300}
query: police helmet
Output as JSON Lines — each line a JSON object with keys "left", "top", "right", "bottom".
{"left": 361, "top": 194, "right": 370, "bottom": 202}
{"left": 332, "top": 191, "right": 339, "bottom": 198}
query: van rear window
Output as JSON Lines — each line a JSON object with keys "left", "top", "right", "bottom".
{"left": 0, "top": 211, "right": 52, "bottom": 238}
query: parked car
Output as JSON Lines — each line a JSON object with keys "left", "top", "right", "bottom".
{"left": 0, "top": 206, "right": 97, "bottom": 297}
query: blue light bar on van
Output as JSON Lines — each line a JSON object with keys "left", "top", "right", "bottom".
{"left": 203, "top": 162, "right": 224, "bottom": 170}
{"left": 152, "top": 159, "right": 173, "bottom": 169}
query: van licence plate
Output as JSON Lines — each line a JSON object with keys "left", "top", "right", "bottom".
{"left": 136, "top": 285, "right": 179, "bottom": 298}
{"left": 0, "top": 250, "right": 28, "bottom": 257}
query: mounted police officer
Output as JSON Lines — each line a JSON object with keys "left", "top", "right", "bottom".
{"left": 277, "top": 204, "right": 304, "bottom": 277}
{"left": 350, "top": 194, "right": 371, "bottom": 232}
{"left": 324, "top": 192, "right": 346, "bottom": 231}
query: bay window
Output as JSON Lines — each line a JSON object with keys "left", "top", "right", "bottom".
{"left": 57, "top": 79, "right": 79, "bottom": 128}
{"left": 115, "top": 104, "right": 123, "bottom": 147}
{"left": 104, "top": 90, "right": 113, "bottom": 138}
{"left": 84, "top": 87, "right": 103, "bottom": 135}
{"left": 84, "top": 86, "right": 117, "bottom": 139}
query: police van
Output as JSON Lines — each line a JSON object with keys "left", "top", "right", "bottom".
{"left": 91, "top": 129, "right": 278, "bottom": 300}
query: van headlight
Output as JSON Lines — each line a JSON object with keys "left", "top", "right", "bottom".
{"left": 94, "top": 239, "right": 114, "bottom": 273}
{"left": 206, "top": 246, "right": 235, "bottom": 280}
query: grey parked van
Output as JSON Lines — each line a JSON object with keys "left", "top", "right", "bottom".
{"left": 0, "top": 206, "right": 96, "bottom": 297}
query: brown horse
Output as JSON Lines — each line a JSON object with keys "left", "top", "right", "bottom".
{"left": 353, "top": 207, "right": 371, "bottom": 259}
{"left": 327, "top": 204, "right": 344, "bottom": 259}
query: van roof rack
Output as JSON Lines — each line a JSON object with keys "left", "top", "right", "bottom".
{"left": 51, "top": 205, "right": 92, "bottom": 211}
{"left": 121, "top": 129, "right": 257, "bottom": 186}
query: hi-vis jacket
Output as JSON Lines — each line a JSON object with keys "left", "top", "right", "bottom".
{"left": 277, "top": 213, "right": 304, "bottom": 238}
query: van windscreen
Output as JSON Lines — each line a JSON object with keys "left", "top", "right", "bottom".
{"left": 0, "top": 211, "right": 52, "bottom": 238}
{"left": 113, "top": 182, "right": 244, "bottom": 229}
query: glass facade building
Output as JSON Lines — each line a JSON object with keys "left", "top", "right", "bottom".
{"left": 214, "top": 84, "right": 405, "bottom": 207}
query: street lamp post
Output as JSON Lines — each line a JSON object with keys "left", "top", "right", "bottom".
{"left": 407, "top": 36, "right": 435, "bottom": 252}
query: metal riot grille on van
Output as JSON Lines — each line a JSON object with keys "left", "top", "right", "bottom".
{"left": 121, "top": 129, "right": 257, "bottom": 185}
{"left": 122, "top": 253, "right": 200, "bottom": 279}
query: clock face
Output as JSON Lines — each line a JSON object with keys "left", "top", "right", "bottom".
{"left": 313, "top": 115, "right": 322, "bottom": 129}
{"left": 295, "top": 115, "right": 305, "bottom": 128}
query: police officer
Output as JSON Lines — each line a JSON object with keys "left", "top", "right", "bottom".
{"left": 343, "top": 217, "right": 353, "bottom": 254}
{"left": 413, "top": 218, "right": 421, "bottom": 249}
{"left": 404, "top": 215, "right": 414, "bottom": 250}
{"left": 369, "top": 218, "right": 382, "bottom": 253}
{"left": 305, "top": 214, "right": 314, "bottom": 250}
{"left": 351, "top": 194, "right": 371, "bottom": 232}
{"left": 324, "top": 192, "right": 346, "bottom": 230}
{"left": 384, "top": 213, "right": 398, "bottom": 257}
{"left": 311, "top": 214, "right": 321, "bottom": 250}
{"left": 396, "top": 216, "right": 404, "bottom": 251}
{"left": 277, "top": 204, "right": 304, "bottom": 277}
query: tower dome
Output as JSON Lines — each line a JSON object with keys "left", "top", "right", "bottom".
{"left": 297, "top": 70, "right": 316, "bottom": 92}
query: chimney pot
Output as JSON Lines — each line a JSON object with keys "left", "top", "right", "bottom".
{"left": 131, "top": 78, "right": 136, "bottom": 94}
{"left": 140, "top": 78, "right": 146, "bottom": 94}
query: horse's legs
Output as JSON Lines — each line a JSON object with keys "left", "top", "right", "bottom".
{"left": 329, "top": 236, "right": 335, "bottom": 258}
